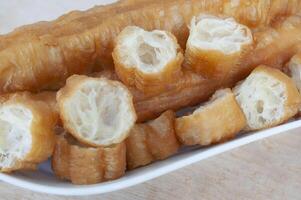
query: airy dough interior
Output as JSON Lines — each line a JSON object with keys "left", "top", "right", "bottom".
{"left": 234, "top": 72, "right": 286, "bottom": 130}
{"left": 63, "top": 79, "right": 135, "bottom": 145}
{"left": 118, "top": 26, "right": 177, "bottom": 73}
{"left": 0, "top": 105, "right": 32, "bottom": 169}
{"left": 188, "top": 15, "right": 252, "bottom": 54}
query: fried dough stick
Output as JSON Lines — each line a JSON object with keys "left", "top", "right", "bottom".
{"left": 0, "top": 0, "right": 300, "bottom": 93}
{"left": 134, "top": 15, "right": 301, "bottom": 122}
{"left": 184, "top": 14, "right": 253, "bottom": 79}
{"left": 113, "top": 26, "right": 184, "bottom": 94}
{"left": 234, "top": 65, "right": 301, "bottom": 130}
{"left": 57, "top": 75, "right": 137, "bottom": 147}
{"left": 0, "top": 92, "right": 58, "bottom": 172}
{"left": 126, "top": 110, "right": 179, "bottom": 169}
{"left": 175, "top": 89, "right": 246, "bottom": 146}
{"left": 52, "top": 134, "right": 126, "bottom": 185}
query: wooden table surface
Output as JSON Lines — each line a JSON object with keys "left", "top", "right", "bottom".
{"left": 1, "top": 129, "right": 300, "bottom": 200}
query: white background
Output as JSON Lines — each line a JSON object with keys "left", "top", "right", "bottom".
{"left": 0, "top": 0, "right": 117, "bottom": 34}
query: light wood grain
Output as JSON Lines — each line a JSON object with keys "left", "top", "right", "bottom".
{"left": 0, "top": 129, "right": 300, "bottom": 200}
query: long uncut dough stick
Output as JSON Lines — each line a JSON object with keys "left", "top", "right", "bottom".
{"left": 0, "top": 0, "right": 300, "bottom": 93}
{"left": 0, "top": 0, "right": 153, "bottom": 50}
{"left": 134, "top": 15, "right": 301, "bottom": 122}
{"left": 52, "top": 134, "right": 126, "bottom": 185}
{"left": 0, "top": 92, "right": 58, "bottom": 172}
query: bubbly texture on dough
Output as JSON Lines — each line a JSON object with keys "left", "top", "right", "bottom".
{"left": 58, "top": 76, "right": 136, "bottom": 146}
{"left": 52, "top": 133, "right": 126, "bottom": 184}
{"left": 0, "top": 0, "right": 300, "bottom": 93}
{"left": 235, "top": 73, "right": 286, "bottom": 129}
{"left": 234, "top": 66, "right": 301, "bottom": 130}
{"left": 188, "top": 15, "right": 253, "bottom": 54}
{"left": 175, "top": 88, "right": 246, "bottom": 146}
{"left": 0, "top": 105, "right": 32, "bottom": 170}
{"left": 115, "top": 26, "right": 178, "bottom": 74}
{"left": 126, "top": 110, "right": 179, "bottom": 169}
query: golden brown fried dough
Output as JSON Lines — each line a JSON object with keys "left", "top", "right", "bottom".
{"left": 0, "top": 0, "right": 300, "bottom": 93}
{"left": 52, "top": 134, "right": 126, "bottom": 184}
{"left": 286, "top": 53, "right": 301, "bottom": 113}
{"left": 234, "top": 65, "right": 301, "bottom": 131}
{"left": 126, "top": 110, "right": 180, "bottom": 169}
{"left": 184, "top": 14, "right": 253, "bottom": 79}
{"left": 134, "top": 15, "right": 301, "bottom": 122}
{"left": 287, "top": 53, "right": 301, "bottom": 93}
{"left": 113, "top": 26, "right": 183, "bottom": 95}
{"left": 175, "top": 89, "right": 246, "bottom": 146}
{"left": 57, "top": 75, "right": 136, "bottom": 147}
{"left": 0, "top": 92, "right": 58, "bottom": 172}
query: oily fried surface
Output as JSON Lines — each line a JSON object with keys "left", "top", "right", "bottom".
{"left": 175, "top": 89, "right": 246, "bottom": 146}
{"left": 126, "top": 110, "right": 180, "bottom": 169}
{"left": 0, "top": 92, "right": 57, "bottom": 172}
{"left": 52, "top": 134, "right": 126, "bottom": 184}
{"left": 0, "top": 0, "right": 300, "bottom": 93}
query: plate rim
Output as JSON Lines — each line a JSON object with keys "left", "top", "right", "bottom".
{"left": 0, "top": 119, "right": 301, "bottom": 196}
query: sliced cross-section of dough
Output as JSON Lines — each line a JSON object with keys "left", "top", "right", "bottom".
{"left": 126, "top": 110, "right": 180, "bottom": 170}
{"left": 185, "top": 14, "right": 253, "bottom": 79}
{"left": 52, "top": 133, "right": 126, "bottom": 184}
{"left": 57, "top": 75, "right": 137, "bottom": 147}
{"left": 175, "top": 89, "right": 246, "bottom": 146}
{"left": 234, "top": 65, "right": 301, "bottom": 131}
{"left": 0, "top": 92, "right": 58, "bottom": 172}
{"left": 113, "top": 26, "right": 184, "bottom": 94}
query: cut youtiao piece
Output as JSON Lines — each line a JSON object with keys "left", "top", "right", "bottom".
{"left": 57, "top": 75, "right": 137, "bottom": 147}
{"left": 286, "top": 53, "right": 301, "bottom": 113}
{"left": 135, "top": 15, "right": 301, "bottom": 122}
{"left": 113, "top": 26, "right": 183, "bottom": 94}
{"left": 185, "top": 14, "right": 253, "bottom": 79}
{"left": 52, "top": 133, "right": 126, "bottom": 185}
{"left": 287, "top": 53, "right": 301, "bottom": 92}
{"left": 234, "top": 65, "right": 301, "bottom": 131}
{"left": 175, "top": 89, "right": 246, "bottom": 146}
{"left": 0, "top": 92, "right": 58, "bottom": 172}
{"left": 126, "top": 110, "right": 180, "bottom": 169}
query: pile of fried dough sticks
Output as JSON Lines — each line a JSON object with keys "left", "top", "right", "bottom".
{"left": 1, "top": 0, "right": 301, "bottom": 184}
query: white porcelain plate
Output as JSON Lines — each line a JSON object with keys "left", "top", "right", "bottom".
{"left": 1, "top": 0, "right": 301, "bottom": 196}
{"left": 0, "top": 120, "right": 300, "bottom": 195}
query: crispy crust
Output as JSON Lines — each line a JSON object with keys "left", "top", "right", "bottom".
{"left": 286, "top": 53, "right": 301, "bottom": 88}
{"left": 286, "top": 53, "right": 301, "bottom": 114}
{"left": 52, "top": 134, "right": 126, "bottom": 184}
{"left": 134, "top": 15, "right": 301, "bottom": 122}
{"left": 184, "top": 15, "right": 253, "bottom": 79}
{"left": 113, "top": 27, "right": 184, "bottom": 95}
{"left": 57, "top": 75, "right": 137, "bottom": 147}
{"left": 175, "top": 89, "right": 246, "bottom": 146}
{"left": 0, "top": 92, "right": 58, "bottom": 172}
{"left": 0, "top": 0, "right": 300, "bottom": 93}
{"left": 126, "top": 110, "right": 180, "bottom": 169}
{"left": 93, "top": 15, "right": 301, "bottom": 123}
{"left": 240, "top": 65, "right": 301, "bottom": 130}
